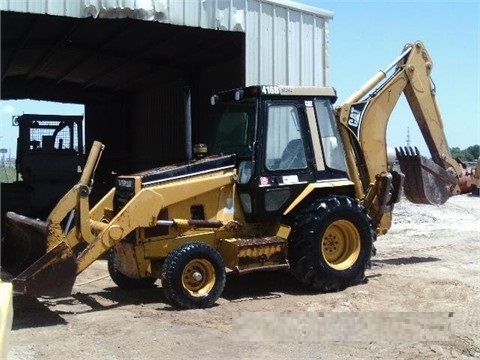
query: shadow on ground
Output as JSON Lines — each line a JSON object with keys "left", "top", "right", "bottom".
{"left": 11, "top": 270, "right": 314, "bottom": 329}
{"left": 372, "top": 256, "right": 440, "bottom": 267}
{"left": 13, "top": 255, "right": 433, "bottom": 330}
{"left": 12, "top": 295, "right": 67, "bottom": 329}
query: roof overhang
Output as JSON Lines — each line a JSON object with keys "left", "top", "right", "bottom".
{"left": 1, "top": 0, "right": 333, "bottom": 102}
{"left": 1, "top": 11, "right": 244, "bottom": 102}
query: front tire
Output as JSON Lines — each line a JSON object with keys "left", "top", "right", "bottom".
{"left": 288, "top": 195, "right": 375, "bottom": 292}
{"left": 107, "top": 250, "right": 157, "bottom": 290}
{"left": 161, "top": 242, "right": 226, "bottom": 309}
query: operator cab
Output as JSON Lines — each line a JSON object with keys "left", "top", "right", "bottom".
{"left": 210, "top": 85, "right": 351, "bottom": 222}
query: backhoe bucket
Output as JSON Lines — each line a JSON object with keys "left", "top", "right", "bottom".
{"left": 1, "top": 212, "right": 77, "bottom": 296}
{"left": 395, "top": 147, "right": 457, "bottom": 205}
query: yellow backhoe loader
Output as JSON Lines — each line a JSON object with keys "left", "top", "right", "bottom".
{"left": 0, "top": 41, "right": 464, "bottom": 308}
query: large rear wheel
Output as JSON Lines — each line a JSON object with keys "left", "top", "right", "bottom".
{"left": 288, "top": 195, "right": 375, "bottom": 292}
{"left": 161, "top": 242, "right": 226, "bottom": 309}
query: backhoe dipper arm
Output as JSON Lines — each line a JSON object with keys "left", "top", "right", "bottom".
{"left": 337, "top": 41, "right": 461, "bottom": 207}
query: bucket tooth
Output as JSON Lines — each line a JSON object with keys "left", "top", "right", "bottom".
{"left": 395, "top": 147, "right": 457, "bottom": 205}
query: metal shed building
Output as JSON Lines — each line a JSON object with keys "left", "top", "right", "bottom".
{"left": 1, "top": 0, "right": 333, "bottom": 180}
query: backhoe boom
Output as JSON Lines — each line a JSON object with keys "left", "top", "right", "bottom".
{"left": 337, "top": 41, "right": 462, "bottom": 210}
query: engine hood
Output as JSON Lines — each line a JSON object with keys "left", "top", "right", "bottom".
{"left": 120, "top": 154, "right": 236, "bottom": 188}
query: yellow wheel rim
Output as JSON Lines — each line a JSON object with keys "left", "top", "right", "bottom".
{"left": 182, "top": 259, "right": 216, "bottom": 297}
{"left": 321, "top": 220, "right": 361, "bottom": 270}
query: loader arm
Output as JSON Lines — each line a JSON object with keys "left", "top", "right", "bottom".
{"left": 3, "top": 150, "right": 235, "bottom": 296}
{"left": 75, "top": 170, "right": 234, "bottom": 274}
{"left": 1, "top": 141, "right": 105, "bottom": 277}
{"left": 337, "top": 41, "right": 462, "bottom": 210}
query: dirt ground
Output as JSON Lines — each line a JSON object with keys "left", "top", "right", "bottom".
{"left": 6, "top": 194, "right": 480, "bottom": 360}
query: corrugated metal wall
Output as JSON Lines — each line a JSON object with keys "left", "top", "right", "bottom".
{"left": 194, "top": 57, "right": 245, "bottom": 145}
{"left": 84, "top": 96, "right": 131, "bottom": 186}
{"left": 84, "top": 62, "right": 243, "bottom": 174}
{"left": 245, "top": 0, "right": 330, "bottom": 86}
{"left": 130, "top": 81, "right": 186, "bottom": 170}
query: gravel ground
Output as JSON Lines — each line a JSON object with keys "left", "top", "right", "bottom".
{"left": 6, "top": 194, "right": 480, "bottom": 360}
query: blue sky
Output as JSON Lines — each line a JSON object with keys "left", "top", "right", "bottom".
{"left": 1, "top": 1, "right": 479, "bottom": 157}
{"left": 0, "top": 100, "right": 84, "bottom": 154}
{"left": 299, "top": 0, "right": 479, "bottom": 155}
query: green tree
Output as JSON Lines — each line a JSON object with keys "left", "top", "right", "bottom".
{"left": 450, "top": 147, "right": 471, "bottom": 161}
{"left": 450, "top": 145, "right": 480, "bottom": 161}
{"left": 466, "top": 145, "right": 480, "bottom": 159}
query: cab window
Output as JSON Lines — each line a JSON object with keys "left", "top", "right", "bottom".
{"left": 210, "top": 100, "right": 256, "bottom": 158}
{"left": 265, "top": 104, "right": 307, "bottom": 171}
{"left": 314, "top": 99, "right": 347, "bottom": 172}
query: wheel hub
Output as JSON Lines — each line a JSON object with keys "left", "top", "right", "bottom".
{"left": 182, "top": 259, "right": 216, "bottom": 297}
{"left": 192, "top": 271, "right": 203, "bottom": 282}
{"left": 321, "top": 219, "right": 361, "bottom": 270}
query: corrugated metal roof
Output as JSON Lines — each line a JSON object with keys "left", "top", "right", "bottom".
{"left": 0, "top": 0, "right": 82, "bottom": 17}
{"left": 1, "top": 0, "right": 333, "bottom": 29}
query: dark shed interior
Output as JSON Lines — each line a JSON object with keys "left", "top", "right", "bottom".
{"left": 1, "top": 11, "right": 245, "bottom": 181}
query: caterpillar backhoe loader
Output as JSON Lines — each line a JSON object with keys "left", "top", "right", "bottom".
{"left": 0, "top": 41, "right": 464, "bottom": 309}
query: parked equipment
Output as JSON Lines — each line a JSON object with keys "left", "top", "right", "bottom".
{"left": 0, "top": 41, "right": 464, "bottom": 308}
{"left": 1, "top": 114, "right": 84, "bottom": 220}
{"left": 470, "top": 158, "right": 480, "bottom": 196}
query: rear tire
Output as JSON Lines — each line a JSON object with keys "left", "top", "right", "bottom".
{"left": 161, "top": 242, "right": 226, "bottom": 309}
{"left": 107, "top": 250, "right": 157, "bottom": 290}
{"left": 288, "top": 195, "right": 375, "bottom": 292}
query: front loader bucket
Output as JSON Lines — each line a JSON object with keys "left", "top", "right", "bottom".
{"left": 1, "top": 212, "right": 77, "bottom": 296}
{"left": 395, "top": 147, "right": 457, "bottom": 205}
{"left": 0, "top": 142, "right": 105, "bottom": 297}
{"left": 10, "top": 241, "right": 77, "bottom": 296}
{"left": 1, "top": 212, "right": 48, "bottom": 276}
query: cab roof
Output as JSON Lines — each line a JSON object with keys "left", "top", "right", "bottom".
{"left": 213, "top": 85, "right": 337, "bottom": 104}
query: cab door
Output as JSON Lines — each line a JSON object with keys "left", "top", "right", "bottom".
{"left": 241, "top": 99, "right": 316, "bottom": 222}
